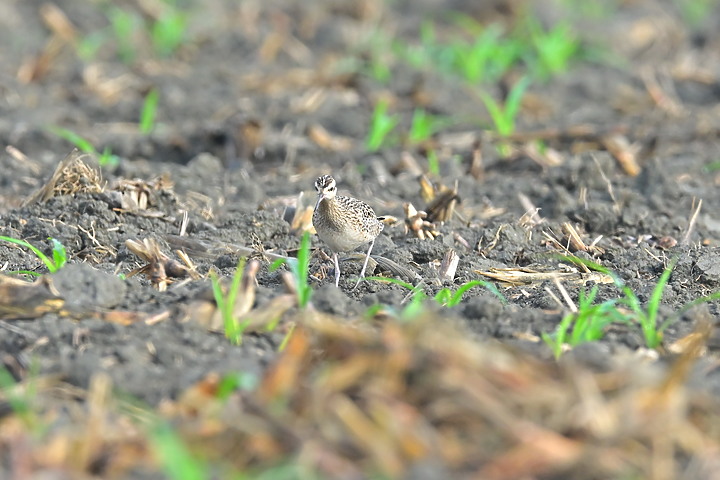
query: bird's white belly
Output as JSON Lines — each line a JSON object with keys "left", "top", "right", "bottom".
{"left": 318, "top": 227, "right": 370, "bottom": 252}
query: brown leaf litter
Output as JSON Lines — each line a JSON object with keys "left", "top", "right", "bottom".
{"left": 23, "top": 149, "right": 104, "bottom": 205}
{"left": 2, "top": 312, "right": 717, "bottom": 479}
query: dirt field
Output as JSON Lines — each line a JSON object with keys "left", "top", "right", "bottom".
{"left": 1, "top": 0, "right": 720, "bottom": 478}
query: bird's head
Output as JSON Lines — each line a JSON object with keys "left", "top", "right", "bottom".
{"left": 314, "top": 175, "right": 337, "bottom": 209}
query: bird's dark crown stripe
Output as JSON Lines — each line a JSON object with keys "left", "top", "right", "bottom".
{"left": 315, "top": 175, "right": 335, "bottom": 190}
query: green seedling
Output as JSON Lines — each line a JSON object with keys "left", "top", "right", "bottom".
{"left": 393, "top": 13, "right": 586, "bottom": 89}
{"left": 210, "top": 257, "right": 252, "bottom": 345}
{"left": 408, "top": 110, "right": 455, "bottom": 175}
{"left": 524, "top": 18, "right": 579, "bottom": 80}
{"left": 426, "top": 150, "right": 440, "bottom": 176}
{"left": 366, "top": 58, "right": 392, "bottom": 83}
{"left": 0, "top": 366, "right": 42, "bottom": 432}
{"left": 79, "top": 2, "right": 188, "bottom": 64}
{"left": 216, "top": 372, "right": 260, "bottom": 400}
{"left": 450, "top": 25, "right": 521, "bottom": 83}
{"left": 704, "top": 161, "right": 720, "bottom": 172}
{"left": 363, "top": 30, "right": 393, "bottom": 83}
{"left": 480, "top": 76, "right": 531, "bottom": 138}
{"left": 48, "top": 126, "right": 120, "bottom": 167}
{"left": 434, "top": 280, "right": 507, "bottom": 307}
{"left": 675, "top": 0, "right": 716, "bottom": 28}
{"left": 48, "top": 126, "right": 94, "bottom": 154}
{"left": 542, "top": 313, "right": 571, "bottom": 359}
{"left": 366, "top": 99, "right": 399, "bottom": 151}
{"left": 674, "top": 289, "right": 720, "bottom": 321}
{"left": 567, "top": 257, "right": 676, "bottom": 349}
{"left": 339, "top": 27, "right": 393, "bottom": 83}
{"left": 109, "top": 6, "right": 140, "bottom": 63}
{"left": 270, "top": 231, "right": 313, "bottom": 309}
{"left": 0, "top": 236, "right": 67, "bottom": 275}
{"left": 408, "top": 109, "right": 435, "bottom": 144}
{"left": 76, "top": 30, "right": 107, "bottom": 61}
{"left": 616, "top": 259, "right": 677, "bottom": 349}
{"left": 151, "top": 5, "right": 187, "bottom": 57}
{"left": 542, "top": 286, "right": 628, "bottom": 359}
{"left": 555, "top": 0, "right": 615, "bottom": 18}
{"left": 75, "top": 6, "right": 139, "bottom": 63}
{"left": 278, "top": 323, "right": 296, "bottom": 352}
{"left": 544, "top": 256, "right": 679, "bottom": 356}
{"left": 368, "top": 277, "right": 506, "bottom": 320}
{"left": 408, "top": 108, "right": 453, "bottom": 144}
{"left": 151, "top": 423, "right": 208, "bottom": 480}
{"left": 397, "top": 20, "right": 436, "bottom": 69}
{"left": 366, "top": 277, "right": 427, "bottom": 320}
{"left": 397, "top": 15, "right": 523, "bottom": 84}
{"left": 140, "top": 88, "right": 160, "bottom": 134}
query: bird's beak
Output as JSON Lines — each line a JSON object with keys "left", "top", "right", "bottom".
{"left": 314, "top": 192, "right": 325, "bottom": 211}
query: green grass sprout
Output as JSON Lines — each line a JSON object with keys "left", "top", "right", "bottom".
{"left": 542, "top": 286, "right": 628, "bottom": 359}
{"left": 366, "top": 276, "right": 427, "bottom": 320}
{"left": 368, "top": 277, "right": 506, "bottom": 320}
{"left": 76, "top": 30, "right": 107, "bottom": 61}
{"left": 543, "top": 256, "right": 680, "bottom": 355}
{"left": 400, "top": 287, "right": 427, "bottom": 319}
{"left": 151, "top": 423, "right": 208, "bottom": 480}
{"left": 426, "top": 150, "right": 440, "bottom": 176}
{"left": 278, "top": 323, "right": 296, "bottom": 352}
{"left": 438, "top": 14, "right": 523, "bottom": 83}
{"left": 0, "top": 236, "right": 67, "bottom": 274}
{"left": 363, "top": 30, "right": 393, "bottom": 83}
{"left": 210, "top": 257, "right": 252, "bottom": 345}
{"left": 480, "top": 76, "right": 531, "bottom": 137}
{"left": 50, "top": 238, "right": 67, "bottom": 271}
{"left": 450, "top": 24, "right": 520, "bottom": 83}
{"left": 555, "top": 0, "right": 615, "bottom": 18}
{"left": 151, "top": 7, "right": 187, "bottom": 57}
{"left": 390, "top": 14, "right": 586, "bottom": 88}
{"left": 704, "top": 161, "right": 720, "bottom": 172}
{"left": 672, "top": 290, "right": 720, "bottom": 323}
{"left": 525, "top": 18, "right": 579, "bottom": 79}
{"left": 620, "top": 259, "right": 677, "bottom": 348}
{"left": 542, "top": 314, "right": 572, "bottom": 359}
{"left": 48, "top": 126, "right": 120, "bottom": 167}
{"left": 409, "top": 109, "right": 436, "bottom": 144}
{"left": 140, "top": 88, "right": 160, "bottom": 134}
{"left": 408, "top": 108, "right": 453, "bottom": 145}
{"left": 270, "top": 231, "right": 313, "bottom": 309}
{"left": 366, "top": 99, "right": 399, "bottom": 151}
{"left": 48, "top": 126, "right": 94, "bottom": 153}
{"left": 78, "top": 2, "right": 189, "bottom": 64}
{"left": 675, "top": 0, "right": 716, "bottom": 28}
{"left": 434, "top": 280, "right": 507, "bottom": 307}
{"left": 0, "top": 366, "right": 42, "bottom": 432}
{"left": 108, "top": 6, "right": 139, "bottom": 63}
{"left": 216, "top": 372, "right": 259, "bottom": 400}
{"left": 567, "top": 256, "right": 676, "bottom": 349}
{"left": 398, "top": 20, "right": 435, "bottom": 69}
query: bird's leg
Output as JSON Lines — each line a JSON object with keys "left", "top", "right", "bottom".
{"left": 334, "top": 252, "right": 341, "bottom": 288}
{"left": 354, "top": 239, "right": 376, "bottom": 289}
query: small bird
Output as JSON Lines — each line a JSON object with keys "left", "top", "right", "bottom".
{"left": 312, "top": 175, "right": 384, "bottom": 287}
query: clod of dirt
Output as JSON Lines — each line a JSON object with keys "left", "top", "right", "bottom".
{"left": 696, "top": 252, "right": 720, "bottom": 285}
{"left": 51, "top": 263, "right": 127, "bottom": 311}
{"left": 312, "top": 283, "right": 360, "bottom": 316}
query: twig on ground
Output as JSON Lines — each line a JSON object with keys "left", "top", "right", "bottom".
{"left": 681, "top": 198, "right": 702, "bottom": 246}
